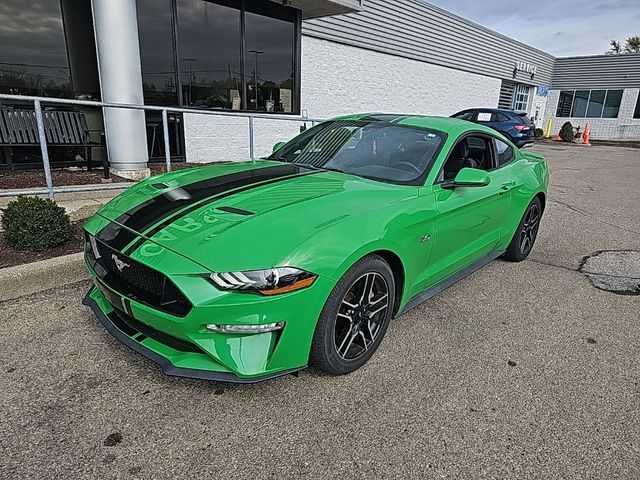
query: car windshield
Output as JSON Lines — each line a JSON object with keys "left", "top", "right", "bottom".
{"left": 269, "top": 120, "right": 446, "bottom": 185}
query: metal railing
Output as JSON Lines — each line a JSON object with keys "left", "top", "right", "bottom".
{"left": 0, "top": 93, "right": 323, "bottom": 200}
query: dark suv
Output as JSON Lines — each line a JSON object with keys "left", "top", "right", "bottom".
{"left": 451, "top": 108, "right": 535, "bottom": 148}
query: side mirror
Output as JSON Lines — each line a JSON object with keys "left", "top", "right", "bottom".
{"left": 272, "top": 141, "right": 287, "bottom": 153}
{"left": 443, "top": 167, "right": 491, "bottom": 189}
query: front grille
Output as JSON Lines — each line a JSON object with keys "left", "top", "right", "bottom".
{"left": 86, "top": 235, "right": 192, "bottom": 317}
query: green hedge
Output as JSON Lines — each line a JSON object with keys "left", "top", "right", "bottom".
{"left": 559, "top": 121, "right": 574, "bottom": 143}
{"left": 1, "top": 196, "right": 73, "bottom": 251}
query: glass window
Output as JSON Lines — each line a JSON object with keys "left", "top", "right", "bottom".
{"left": 513, "top": 84, "right": 530, "bottom": 111}
{"left": 586, "top": 90, "right": 605, "bottom": 118}
{"left": 136, "top": 0, "right": 299, "bottom": 113}
{"left": 635, "top": 93, "right": 640, "bottom": 119}
{"left": 137, "top": 0, "right": 178, "bottom": 106}
{"left": 494, "top": 139, "right": 515, "bottom": 167}
{"left": 270, "top": 120, "right": 445, "bottom": 186}
{"left": 557, "top": 89, "right": 626, "bottom": 119}
{"left": 453, "top": 111, "right": 475, "bottom": 121}
{"left": 245, "top": 11, "right": 295, "bottom": 112}
{"left": 0, "top": 0, "right": 99, "bottom": 99}
{"left": 176, "top": 0, "right": 242, "bottom": 110}
{"left": 556, "top": 91, "right": 574, "bottom": 117}
{"left": 603, "top": 90, "right": 623, "bottom": 118}
{"left": 440, "top": 136, "right": 491, "bottom": 181}
{"left": 571, "top": 90, "right": 589, "bottom": 117}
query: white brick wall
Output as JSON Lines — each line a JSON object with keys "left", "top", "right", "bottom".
{"left": 184, "top": 35, "right": 502, "bottom": 162}
{"left": 300, "top": 37, "right": 501, "bottom": 118}
{"left": 543, "top": 88, "right": 640, "bottom": 140}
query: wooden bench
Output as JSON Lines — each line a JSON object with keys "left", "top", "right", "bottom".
{"left": 0, "top": 108, "right": 99, "bottom": 169}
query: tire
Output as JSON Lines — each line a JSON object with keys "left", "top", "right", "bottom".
{"left": 310, "top": 255, "right": 396, "bottom": 375}
{"left": 503, "top": 196, "right": 542, "bottom": 262}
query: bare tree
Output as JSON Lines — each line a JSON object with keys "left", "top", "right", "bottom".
{"left": 607, "top": 38, "right": 622, "bottom": 54}
{"left": 607, "top": 36, "right": 640, "bottom": 54}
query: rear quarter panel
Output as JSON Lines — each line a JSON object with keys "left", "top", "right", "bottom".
{"left": 496, "top": 150, "right": 549, "bottom": 250}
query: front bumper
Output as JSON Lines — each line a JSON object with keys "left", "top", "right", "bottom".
{"left": 83, "top": 288, "right": 304, "bottom": 383}
{"left": 83, "top": 255, "right": 334, "bottom": 383}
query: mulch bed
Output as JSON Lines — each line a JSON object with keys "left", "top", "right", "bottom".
{"left": 0, "top": 221, "right": 85, "bottom": 269}
{"left": 0, "top": 162, "right": 212, "bottom": 190}
{"left": 0, "top": 168, "right": 132, "bottom": 190}
{"left": 149, "top": 162, "right": 213, "bottom": 174}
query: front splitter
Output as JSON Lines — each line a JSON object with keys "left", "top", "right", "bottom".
{"left": 82, "top": 288, "right": 306, "bottom": 384}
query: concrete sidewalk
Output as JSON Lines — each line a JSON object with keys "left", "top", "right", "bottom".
{"left": 0, "top": 188, "right": 125, "bottom": 225}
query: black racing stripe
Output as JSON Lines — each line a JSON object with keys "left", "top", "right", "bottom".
{"left": 116, "top": 165, "right": 306, "bottom": 234}
{"left": 123, "top": 170, "right": 314, "bottom": 254}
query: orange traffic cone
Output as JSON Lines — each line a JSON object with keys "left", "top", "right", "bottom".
{"left": 554, "top": 132, "right": 562, "bottom": 141}
{"left": 582, "top": 123, "right": 590, "bottom": 144}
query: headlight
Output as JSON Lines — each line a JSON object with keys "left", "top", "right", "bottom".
{"left": 206, "top": 267, "right": 317, "bottom": 295}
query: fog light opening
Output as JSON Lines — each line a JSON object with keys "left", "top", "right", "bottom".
{"left": 205, "top": 322, "right": 285, "bottom": 334}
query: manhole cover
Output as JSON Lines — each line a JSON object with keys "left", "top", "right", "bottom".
{"left": 580, "top": 250, "right": 640, "bottom": 295}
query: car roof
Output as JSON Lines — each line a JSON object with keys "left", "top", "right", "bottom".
{"left": 458, "top": 108, "right": 528, "bottom": 116}
{"left": 328, "top": 112, "right": 499, "bottom": 136}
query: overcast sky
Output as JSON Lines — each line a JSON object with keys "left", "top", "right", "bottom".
{"left": 426, "top": 0, "right": 640, "bottom": 56}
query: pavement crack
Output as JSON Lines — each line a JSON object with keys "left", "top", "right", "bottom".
{"left": 549, "top": 199, "right": 640, "bottom": 237}
{"left": 527, "top": 258, "right": 578, "bottom": 273}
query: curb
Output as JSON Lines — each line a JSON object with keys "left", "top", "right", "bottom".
{"left": 0, "top": 252, "right": 88, "bottom": 302}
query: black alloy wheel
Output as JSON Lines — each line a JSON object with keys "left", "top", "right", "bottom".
{"left": 519, "top": 202, "right": 541, "bottom": 256}
{"left": 503, "top": 196, "right": 543, "bottom": 262}
{"left": 334, "top": 272, "right": 389, "bottom": 361}
{"left": 310, "top": 255, "right": 395, "bottom": 375}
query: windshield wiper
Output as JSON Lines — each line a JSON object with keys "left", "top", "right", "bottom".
{"left": 273, "top": 159, "right": 351, "bottom": 176}
{"left": 320, "top": 166, "right": 350, "bottom": 175}
{"left": 290, "top": 162, "right": 323, "bottom": 171}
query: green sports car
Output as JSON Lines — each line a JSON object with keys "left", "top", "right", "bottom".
{"left": 83, "top": 114, "right": 548, "bottom": 382}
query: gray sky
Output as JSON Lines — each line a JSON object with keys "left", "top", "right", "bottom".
{"left": 426, "top": 0, "right": 640, "bottom": 56}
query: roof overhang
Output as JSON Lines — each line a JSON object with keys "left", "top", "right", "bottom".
{"left": 270, "top": 0, "right": 362, "bottom": 19}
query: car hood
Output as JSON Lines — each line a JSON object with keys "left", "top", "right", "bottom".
{"left": 95, "top": 161, "right": 411, "bottom": 271}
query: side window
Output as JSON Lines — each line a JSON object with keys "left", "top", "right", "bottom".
{"left": 497, "top": 113, "right": 510, "bottom": 122}
{"left": 454, "top": 111, "right": 475, "bottom": 121}
{"left": 494, "top": 138, "right": 515, "bottom": 167}
{"left": 439, "top": 135, "right": 492, "bottom": 182}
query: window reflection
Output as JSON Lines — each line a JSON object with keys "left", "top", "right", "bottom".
{"left": 245, "top": 11, "right": 295, "bottom": 113}
{"left": 135, "top": 0, "right": 299, "bottom": 113}
{"left": 0, "top": 0, "right": 99, "bottom": 99}
{"left": 138, "top": 0, "right": 178, "bottom": 106}
{"left": 177, "top": 0, "right": 242, "bottom": 109}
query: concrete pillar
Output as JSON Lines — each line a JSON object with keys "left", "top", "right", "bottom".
{"left": 91, "top": 0, "right": 149, "bottom": 179}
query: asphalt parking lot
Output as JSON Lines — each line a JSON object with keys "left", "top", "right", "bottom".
{"left": 1, "top": 143, "right": 639, "bottom": 480}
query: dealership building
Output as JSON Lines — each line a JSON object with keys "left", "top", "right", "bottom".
{"left": 0, "top": 0, "right": 639, "bottom": 176}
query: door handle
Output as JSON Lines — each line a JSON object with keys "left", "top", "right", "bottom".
{"left": 499, "top": 182, "right": 515, "bottom": 194}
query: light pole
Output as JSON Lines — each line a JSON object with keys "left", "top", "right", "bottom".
{"left": 181, "top": 57, "right": 197, "bottom": 105}
{"left": 248, "top": 50, "right": 263, "bottom": 108}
